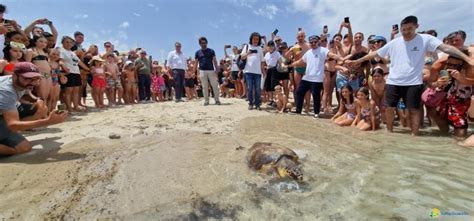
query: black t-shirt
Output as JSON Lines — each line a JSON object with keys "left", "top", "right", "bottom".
{"left": 194, "top": 48, "right": 215, "bottom": 71}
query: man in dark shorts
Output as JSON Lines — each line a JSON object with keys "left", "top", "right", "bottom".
{"left": 347, "top": 15, "right": 474, "bottom": 136}
{"left": 0, "top": 62, "right": 67, "bottom": 156}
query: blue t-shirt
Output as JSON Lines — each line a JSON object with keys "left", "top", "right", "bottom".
{"left": 195, "top": 48, "right": 215, "bottom": 71}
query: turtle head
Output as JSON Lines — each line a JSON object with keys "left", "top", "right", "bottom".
{"left": 276, "top": 159, "right": 303, "bottom": 181}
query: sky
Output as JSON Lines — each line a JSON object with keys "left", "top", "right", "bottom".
{"left": 4, "top": 0, "right": 474, "bottom": 63}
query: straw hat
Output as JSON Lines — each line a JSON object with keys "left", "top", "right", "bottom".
{"left": 89, "top": 55, "right": 105, "bottom": 65}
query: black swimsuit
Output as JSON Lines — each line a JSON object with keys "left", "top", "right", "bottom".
{"left": 31, "top": 54, "right": 49, "bottom": 62}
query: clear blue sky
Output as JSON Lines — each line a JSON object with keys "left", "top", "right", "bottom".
{"left": 4, "top": 0, "right": 473, "bottom": 63}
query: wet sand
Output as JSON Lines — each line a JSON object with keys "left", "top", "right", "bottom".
{"left": 0, "top": 98, "right": 472, "bottom": 220}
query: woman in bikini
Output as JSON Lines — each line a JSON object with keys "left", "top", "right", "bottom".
{"left": 24, "top": 36, "right": 52, "bottom": 107}
{"left": 323, "top": 34, "right": 345, "bottom": 114}
{"left": 331, "top": 85, "right": 356, "bottom": 126}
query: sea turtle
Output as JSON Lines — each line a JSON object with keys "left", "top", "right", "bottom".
{"left": 247, "top": 142, "right": 303, "bottom": 181}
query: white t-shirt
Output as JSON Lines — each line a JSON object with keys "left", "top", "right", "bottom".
{"left": 0, "top": 35, "right": 4, "bottom": 59}
{"left": 167, "top": 50, "right": 187, "bottom": 70}
{"left": 302, "top": 47, "right": 329, "bottom": 83}
{"left": 228, "top": 54, "right": 239, "bottom": 72}
{"left": 377, "top": 34, "right": 442, "bottom": 86}
{"left": 241, "top": 45, "right": 264, "bottom": 75}
{"left": 60, "top": 47, "right": 81, "bottom": 74}
{"left": 264, "top": 50, "right": 281, "bottom": 68}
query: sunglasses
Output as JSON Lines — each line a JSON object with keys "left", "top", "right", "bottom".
{"left": 275, "top": 39, "right": 282, "bottom": 42}
{"left": 309, "top": 41, "right": 318, "bottom": 44}
{"left": 19, "top": 75, "right": 41, "bottom": 82}
{"left": 199, "top": 42, "right": 207, "bottom": 45}
{"left": 10, "top": 41, "right": 26, "bottom": 50}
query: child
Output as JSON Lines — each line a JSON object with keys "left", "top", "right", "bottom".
{"left": 331, "top": 85, "right": 356, "bottom": 126}
{"left": 185, "top": 62, "right": 197, "bottom": 100}
{"left": 397, "top": 98, "right": 410, "bottom": 127}
{"left": 368, "top": 67, "right": 386, "bottom": 124}
{"left": 48, "top": 48, "right": 68, "bottom": 112}
{"left": 352, "top": 87, "right": 380, "bottom": 131}
{"left": 104, "top": 54, "right": 123, "bottom": 106}
{"left": 274, "top": 85, "right": 292, "bottom": 113}
{"left": 90, "top": 56, "right": 107, "bottom": 108}
{"left": 122, "top": 60, "right": 138, "bottom": 104}
{"left": 151, "top": 65, "right": 165, "bottom": 102}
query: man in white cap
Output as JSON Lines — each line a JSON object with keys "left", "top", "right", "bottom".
{"left": 0, "top": 62, "right": 68, "bottom": 155}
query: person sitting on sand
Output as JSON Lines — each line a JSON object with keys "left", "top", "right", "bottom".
{"left": 352, "top": 87, "right": 380, "bottom": 131}
{"left": 0, "top": 62, "right": 67, "bottom": 156}
{"left": 331, "top": 85, "right": 356, "bottom": 126}
{"left": 274, "top": 85, "right": 292, "bottom": 113}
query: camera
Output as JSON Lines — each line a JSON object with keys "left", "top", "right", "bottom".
{"left": 393, "top": 24, "right": 399, "bottom": 30}
{"left": 249, "top": 49, "right": 258, "bottom": 54}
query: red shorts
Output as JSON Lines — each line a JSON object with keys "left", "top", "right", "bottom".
{"left": 92, "top": 77, "right": 106, "bottom": 89}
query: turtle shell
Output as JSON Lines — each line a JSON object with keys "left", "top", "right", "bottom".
{"left": 247, "top": 142, "right": 299, "bottom": 171}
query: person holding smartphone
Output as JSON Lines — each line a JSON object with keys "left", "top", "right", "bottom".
{"left": 241, "top": 32, "right": 265, "bottom": 110}
{"left": 428, "top": 50, "right": 473, "bottom": 139}
{"left": 0, "top": 62, "right": 68, "bottom": 156}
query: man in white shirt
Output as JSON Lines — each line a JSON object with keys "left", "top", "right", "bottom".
{"left": 289, "top": 35, "right": 344, "bottom": 118}
{"left": 167, "top": 42, "right": 187, "bottom": 102}
{"left": 347, "top": 15, "right": 474, "bottom": 136}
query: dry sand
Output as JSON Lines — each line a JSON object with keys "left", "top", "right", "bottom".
{"left": 0, "top": 98, "right": 472, "bottom": 220}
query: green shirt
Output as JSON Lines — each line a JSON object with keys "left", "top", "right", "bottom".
{"left": 134, "top": 57, "right": 151, "bottom": 75}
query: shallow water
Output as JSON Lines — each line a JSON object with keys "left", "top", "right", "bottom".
{"left": 3, "top": 114, "right": 471, "bottom": 220}
{"left": 111, "top": 115, "right": 473, "bottom": 220}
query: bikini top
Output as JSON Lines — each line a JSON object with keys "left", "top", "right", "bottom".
{"left": 344, "top": 102, "right": 355, "bottom": 111}
{"left": 31, "top": 54, "right": 49, "bottom": 62}
{"left": 4, "top": 63, "right": 15, "bottom": 72}
{"left": 370, "top": 58, "right": 385, "bottom": 65}
{"left": 361, "top": 106, "right": 371, "bottom": 117}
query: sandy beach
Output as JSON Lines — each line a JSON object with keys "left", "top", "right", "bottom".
{"left": 1, "top": 98, "right": 472, "bottom": 220}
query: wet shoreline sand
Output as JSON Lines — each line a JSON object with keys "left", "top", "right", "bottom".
{"left": 0, "top": 98, "right": 472, "bottom": 220}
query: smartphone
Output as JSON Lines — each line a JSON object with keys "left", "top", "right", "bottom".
{"left": 323, "top": 25, "right": 328, "bottom": 34}
{"left": 225, "top": 45, "right": 231, "bottom": 48}
{"left": 344, "top": 17, "right": 350, "bottom": 23}
{"left": 57, "top": 104, "right": 66, "bottom": 113}
{"left": 393, "top": 24, "right": 399, "bottom": 30}
{"left": 298, "top": 27, "right": 302, "bottom": 31}
{"left": 273, "top": 29, "right": 279, "bottom": 36}
{"left": 439, "top": 70, "right": 449, "bottom": 80}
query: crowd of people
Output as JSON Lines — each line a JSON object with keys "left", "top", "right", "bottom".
{"left": 1, "top": 2, "right": 474, "bottom": 156}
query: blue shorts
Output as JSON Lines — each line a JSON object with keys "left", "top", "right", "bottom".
{"left": 336, "top": 72, "right": 360, "bottom": 92}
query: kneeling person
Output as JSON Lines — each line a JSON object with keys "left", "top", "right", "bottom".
{"left": 0, "top": 62, "right": 68, "bottom": 156}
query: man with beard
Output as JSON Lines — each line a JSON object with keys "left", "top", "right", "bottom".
{"left": 0, "top": 62, "right": 67, "bottom": 155}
